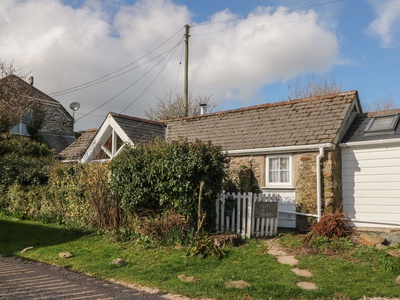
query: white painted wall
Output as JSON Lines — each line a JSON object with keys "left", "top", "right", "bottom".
{"left": 342, "top": 144, "right": 400, "bottom": 228}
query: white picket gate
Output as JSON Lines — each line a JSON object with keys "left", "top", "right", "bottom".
{"left": 216, "top": 192, "right": 280, "bottom": 238}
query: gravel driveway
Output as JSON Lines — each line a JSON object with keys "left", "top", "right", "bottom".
{"left": 0, "top": 255, "right": 189, "bottom": 300}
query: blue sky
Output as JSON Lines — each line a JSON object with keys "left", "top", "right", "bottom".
{"left": 1, "top": 0, "right": 400, "bottom": 130}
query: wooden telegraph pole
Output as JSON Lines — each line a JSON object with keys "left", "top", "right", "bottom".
{"left": 184, "top": 24, "right": 190, "bottom": 117}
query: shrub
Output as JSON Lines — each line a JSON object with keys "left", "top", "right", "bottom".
{"left": 304, "top": 209, "right": 355, "bottom": 253}
{"left": 110, "top": 138, "right": 229, "bottom": 230}
{"left": 48, "top": 163, "right": 117, "bottom": 229}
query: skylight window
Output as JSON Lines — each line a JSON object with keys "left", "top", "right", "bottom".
{"left": 364, "top": 114, "right": 399, "bottom": 136}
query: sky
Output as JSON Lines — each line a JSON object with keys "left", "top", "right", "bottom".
{"left": 1, "top": 0, "right": 400, "bottom": 131}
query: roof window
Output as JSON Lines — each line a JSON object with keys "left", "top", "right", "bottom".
{"left": 364, "top": 113, "right": 399, "bottom": 136}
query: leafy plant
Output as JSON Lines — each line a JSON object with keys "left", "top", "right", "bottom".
{"left": 110, "top": 138, "right": 229, "bottom": 230}
{"left": 186, "top": 233, "right": 225, "bottom": 259}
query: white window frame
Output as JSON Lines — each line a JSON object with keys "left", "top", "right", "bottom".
{"left": 265, "top": 155, "right": 293, "bottom": 188}
{"left": 10, "top": 122, "right": 29, "bottom": 136}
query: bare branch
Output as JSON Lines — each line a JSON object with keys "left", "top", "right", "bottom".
{"left": 286, "top": 73, "right": 342, "bottom": 100}
{"left": 145, "top": 91, "right": 218, "bottom": 120}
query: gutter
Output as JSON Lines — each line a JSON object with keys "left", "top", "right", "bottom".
{"left": 316, "top": 147, "right": 325, "bottom": 221}
{"left": 225, "top": 143, "right": 334, "bottom": 156}
{"left": 340, "top": 138, "right": 400, "bottom": 148}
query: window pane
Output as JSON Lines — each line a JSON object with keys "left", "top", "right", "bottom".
{"left": 269, "top": 158, "right": 278, "bottom": 171}
{"left": 280, "top": 170, "right": 289, "bottom": 182}
{"left": 280, "top": 157, "right": 289, "bottom": 169}
{"left": 11, "top": 124, "right": 20, "bottom": 134}
{"left": 21, "top": 123, "right": 28, "bottom": 135}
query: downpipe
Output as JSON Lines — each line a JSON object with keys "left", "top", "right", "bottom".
{"left": 316, "top": 147, "right": 325, "bottom": 222}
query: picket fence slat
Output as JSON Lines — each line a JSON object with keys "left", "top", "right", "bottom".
{"left": 217, "top": 192, "right": 280, "bottom": 238}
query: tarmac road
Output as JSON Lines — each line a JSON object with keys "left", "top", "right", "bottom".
{"left": 0, "top": 255, "right": 189, "bottom": 300}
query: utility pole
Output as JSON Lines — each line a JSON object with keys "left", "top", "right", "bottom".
{"left": 184, "top": 24, "right": 190, "bottom": 117}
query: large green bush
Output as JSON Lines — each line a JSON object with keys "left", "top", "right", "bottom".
{"left": 0, "top": 135, "right": 54, "bottom": 194}
{"left": 110, "top": 139, "right": 229, "bottom": 229}
{"left": 48, "top": 163, "right": 118, "bottom": 229}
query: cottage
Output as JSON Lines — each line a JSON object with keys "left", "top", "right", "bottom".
{"left": 0, "top": 75, "right": 75, "bottom": 154}
{"left": 62, "top": 91, "right": 364, "bottom": 228}
{"left": 167, "top": 91, "right": 361, "bottom": 228}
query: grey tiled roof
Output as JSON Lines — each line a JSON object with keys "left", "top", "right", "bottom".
{"left": 59, "top": 129, "right": 98, "bottom": 161}
{"left": 0, "top": 75, "right": 61, "bottom": 105}
{"left": 39, "top": 132, "right": 75, "bottom": 155}
{"left": 167, "top": 91, "right": 358, "bottom": 150}
{"left": 341, "top": 109, "right": 400, "bottom": 144}
{"left": 110, "top": 113, "right": 165, "bottom": 143}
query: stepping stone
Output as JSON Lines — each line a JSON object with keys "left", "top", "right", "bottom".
{"left": 224, "top": 280, "right": 251, "bottom": 289}
{"left": 291, "top": 268, "right": 312, "bottom": 277}
{"left": 267, "top": 249, "right": 287, "bottom": 256}
{"left": 297, "top": 281, "right": 317, "bottom": 290}
{"left": 276, "top": 255, "right": 298, "bottom": 266}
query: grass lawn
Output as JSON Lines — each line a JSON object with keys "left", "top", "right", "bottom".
{"left": 0, "top": 217, "right": 399, "bottom": 299}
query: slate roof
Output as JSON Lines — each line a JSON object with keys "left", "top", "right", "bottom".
{"left": 167, "top": 91, "right": 359, "bottom": 151}
{"left": 110, "top": 113, "right": 165, "bottom": 143}
{"left": 341, "top": 109, "right": 400, "bottom": 144}
{"left": 0, "top": 75, "right": 61, "bottom": 105}
{"left": 40, "top": 133, "right": 76, "bottom": 155}
{"left": 59, "top": 129, "right": 98, "bottom": 161}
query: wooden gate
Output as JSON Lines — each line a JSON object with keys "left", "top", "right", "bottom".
{"left": 216, "top": 192, "right": 280, "bottom": 238}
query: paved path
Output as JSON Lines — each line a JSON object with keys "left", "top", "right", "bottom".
{"left": 0, "top": 255, "right": 187, "bottom": 300}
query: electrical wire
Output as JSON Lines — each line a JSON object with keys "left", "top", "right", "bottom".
{"left": 120, "top": 38, "right": 181, "bottom": 114}
{"left": 51, "top": 44, "right": 182, "bottom": 97}
{"left": 49, "top": 26, "right": 183, "bottom": 97}
{"left": 190, "top": 0, "right": 346, "bottom": 28}
{"left": 76, "top": 38, "right": 184, "bottom": 121}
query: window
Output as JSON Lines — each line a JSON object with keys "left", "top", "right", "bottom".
{"left": 10, "top": 122, "right": 29, "bottom": 135}
{"left": 266, "top": 155, "right": 293, "bottom": 188}
{"left": 10, "top": 112, "right": 31, "bottom": 136}
{"left": 364, "top": 114, "right": 399, "bottom": 136}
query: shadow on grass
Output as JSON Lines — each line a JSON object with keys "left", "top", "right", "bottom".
{"left": 0, "top": 218, "right": 91, "bottom": 256}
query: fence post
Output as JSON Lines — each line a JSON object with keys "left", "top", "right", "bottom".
{"left": 246, "top": 192, "right": 253, "bottom": 238}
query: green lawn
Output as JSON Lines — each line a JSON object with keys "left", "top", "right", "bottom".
{"left": 1, "top": 217, "right": 399, "bottom": 300}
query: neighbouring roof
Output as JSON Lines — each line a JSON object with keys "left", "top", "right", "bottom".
{"left": 167, "top": 91, "right": 360, "bottom": 151}
{"left": 110, "top": 112, "right": 166, "bottom": 143}
{"left": 341, "top": 109, "right": 400, "bottom": 144}
{"left": 59, "top": 129, "right": 98, "bottom": 161}
{"left": 0, "top": 75, "right": 61, "bottom": 105}
{"left": 40, "top": 133, "right": 76, "bottom": 155}
{"left": 60, "top": 113, "right": 166, "bottom": 162}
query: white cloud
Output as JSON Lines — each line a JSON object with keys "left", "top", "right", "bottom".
{"left": 366, "top": 0, "right": 400, "bottom": 48}
{"left": 190, "top": 6, "right": 338, "bottom": 102}
{"left": 0, "top": 0, "right": 339, "bottom": 130}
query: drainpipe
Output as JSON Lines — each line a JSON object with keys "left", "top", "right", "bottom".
{"left": 316, "top": 147, "right": 325, "bottom": 222}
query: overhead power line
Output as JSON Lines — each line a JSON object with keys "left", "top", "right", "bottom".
{"left": 191, "top": 0, "right": 346, "bottom": 28}
{"left": 76, "top": 38, "right": 183, "bottom": 121}
{"left": 50, "top": 26, "right": 183, "bottom": 97}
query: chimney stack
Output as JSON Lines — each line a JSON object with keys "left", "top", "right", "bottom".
{"left": 200, "top": 103, "right": 207, "bottom": 115}
{"left": 28, "top": 76, "right": 34, "bottom": 85}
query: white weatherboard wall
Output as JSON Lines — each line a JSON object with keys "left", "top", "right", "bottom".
{"left": 342, "top": 144, "right": 400, "bottom": 228}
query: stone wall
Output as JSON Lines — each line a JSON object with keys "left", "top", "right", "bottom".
{"left": 40, "top": 104, "right": 74, "bottom": 135}
{"left": 293, "top": 148, "right": 343, "bottom": 227}
{"left": 228, "top": 155, "right": 264, "bottom": 193}
{"left": 228, "top": 148, "right": 343, "bottom": 228}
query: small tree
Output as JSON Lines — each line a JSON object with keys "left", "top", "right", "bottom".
{"left": 0, "top": 60, "right": 44, "bottom": 135}
{"left": 145, "top": 92, "right": 218, "bottom": 120}
{"left": 286, "top": 73, "right": 342, "bottom": 100}
{"left": 363, "top": 94, "right": 397, "bottom": 112}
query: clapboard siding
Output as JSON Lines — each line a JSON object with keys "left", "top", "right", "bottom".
{"left": 342, "top": 145, "right": 400, "bottom": 228}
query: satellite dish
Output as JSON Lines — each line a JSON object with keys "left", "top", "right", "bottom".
{"left": 69, "top": 102, "right": 80, "bottom": 111}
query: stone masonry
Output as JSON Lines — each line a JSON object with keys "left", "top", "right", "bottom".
{"left": 227, "top": 148, "right": 343, "bottom": 228}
